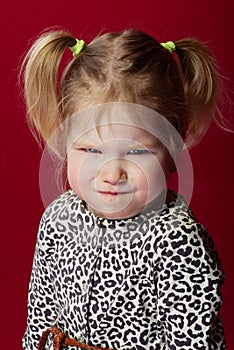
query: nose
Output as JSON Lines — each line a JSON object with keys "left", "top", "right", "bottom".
{"left": 98, "top": 159, "right": 127, "bottom": 185}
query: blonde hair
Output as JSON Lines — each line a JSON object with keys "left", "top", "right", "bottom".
{"left": 20, "top": 28, "right": 220, "bottom": 149}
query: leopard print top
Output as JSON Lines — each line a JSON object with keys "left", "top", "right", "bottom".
{"left": 22, "top": 189, "right": 226, "bottom": 350}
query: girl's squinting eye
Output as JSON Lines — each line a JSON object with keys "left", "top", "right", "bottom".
{"left": 86, "top": 148, "right": 101, "bottom": 154}
{"left": 75, "top": 147, "right": 102, "bottom": 154}
{"left": 84, "top": 148, "right": 102, "bottom": 154}
{"left": 127, "top": 149, "right": 154, "bottom": 155}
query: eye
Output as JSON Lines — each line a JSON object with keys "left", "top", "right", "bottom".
{"left": 84, "top": 148, "right": 102, "bottom": 154}
{"left": 127, "top": 149, "right": 153, "bottom": 155}
{"left": 74, "top": 147, "right": 102, "bottom": 154}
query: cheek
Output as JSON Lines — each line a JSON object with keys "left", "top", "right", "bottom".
{"left": 135, "top": 158, "right": 167, "bottom": 202}
{"left": 67, "top": 153, "right": 84, "bottom": 195}
{"left": 134, "top": 156, "right": 167, "bottom": 185}
{"left": 67, "top": 153, "right": 100, "bottom": 195}
{"left": 147, "top": 166, "right": 166, "bottom": 187}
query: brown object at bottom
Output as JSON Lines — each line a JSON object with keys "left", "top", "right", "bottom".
{"left": 38, "top": 325, "right": 115, "bottom": 350}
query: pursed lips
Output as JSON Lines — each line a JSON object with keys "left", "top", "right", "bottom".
{"left": 97, "top": 190, "right": 129, "bottom": 195}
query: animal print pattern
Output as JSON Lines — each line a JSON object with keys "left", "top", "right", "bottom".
{"left": 22, "top": 189, "right": 226, "bottom": 349}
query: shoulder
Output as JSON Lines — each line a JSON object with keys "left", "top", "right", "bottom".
{"left": 37, "top": 190, "right": 83, "bottom": 243}
{"left": 40, "top": 189, "right": 83, "bottom": 222}
{"left": 157, "top": 191, "right": 208, "bottom": 241}
{"left": 43, "top": 189, "right": 81, "bottom": 213}
{"left": 153, "top": 191, "right": 224, "bottom": 277}
{"left": 154, "top": 190, "right": 200, "bottom": 233}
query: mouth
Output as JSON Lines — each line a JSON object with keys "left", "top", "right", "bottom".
{"left": 98, "top": 191, "right": 128, "bottom": 196}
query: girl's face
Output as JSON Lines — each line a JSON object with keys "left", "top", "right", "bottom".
{"left": 67, "top": 124, "right": 171, "bottom": 219}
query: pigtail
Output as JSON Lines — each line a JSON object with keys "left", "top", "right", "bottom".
{"left": 21, "top": 30, "right": 76, "bottom": 143}
{"left": 174, "top": 38, "right": 220, "bottom": 147}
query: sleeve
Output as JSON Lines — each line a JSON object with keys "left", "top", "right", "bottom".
{"left": 22, "top": 210, "right": 58, "bottom": 350}
{"left": 155, "top": 220, "right": 226, "bottom": 350}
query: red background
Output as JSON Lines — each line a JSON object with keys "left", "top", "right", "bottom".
{"left": 1, "top": 0, "right": 233, "bottom": 349}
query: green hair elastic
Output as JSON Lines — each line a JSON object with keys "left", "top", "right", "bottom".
{"left": 160, "top": 41, "right": 176, "bottom": 54}
{"left": 69, "top": 39, "right": 86, "bottom": 57}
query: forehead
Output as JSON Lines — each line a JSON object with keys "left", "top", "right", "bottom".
{"left": 72, "top": 123, "right": 160, "bottom": 146}
{"left": 68, "top": 103, "right": 149, "bottom": 140}
{"left": 66, "top": 102, "right": 183, "bottom": 151}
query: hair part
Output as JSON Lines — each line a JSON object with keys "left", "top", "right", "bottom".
{"left": 20, "top": 28, "right": 222, "bottom": 150}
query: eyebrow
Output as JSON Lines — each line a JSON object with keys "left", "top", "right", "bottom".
{"left": 135, "top": 142, "right": 162, "bottom": 147}
{"left": 128, "top": 140, "right": 163, "bottom": 148}
{"left": 72, "top": 141, "right": 96, "bottom": 148}
{"left": 73, "top": 139, "right": 162, "bottom": 146}
{"left": 72, "top": 136, "right": 163, "bottom": 149}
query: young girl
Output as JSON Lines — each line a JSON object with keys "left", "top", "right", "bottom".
{"left": 21, "top": 28, "right": 226, "bottom": 350}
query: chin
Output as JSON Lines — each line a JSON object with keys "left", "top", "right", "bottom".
{"left": 95, "top": 207, "right": 143, "bottom": 220}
